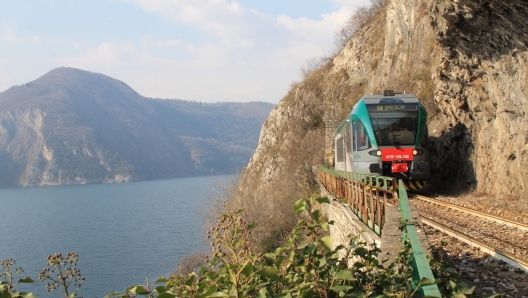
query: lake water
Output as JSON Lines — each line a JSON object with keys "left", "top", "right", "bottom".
{"left": 0, "top": 175, "right": 235, "bottom": 297}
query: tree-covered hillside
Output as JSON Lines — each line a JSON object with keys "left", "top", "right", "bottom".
{"left": 0, "top": 67, "right": 274, "bottom": 187}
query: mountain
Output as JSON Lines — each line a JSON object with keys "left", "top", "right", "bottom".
{"left": 0, "top": 67, "right": 274, "bottom": 187}
{"left": 233, "top": 0, "right": 528, "bottom": 240}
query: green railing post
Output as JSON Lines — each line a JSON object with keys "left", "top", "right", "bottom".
{"left": 399, "top": 180, "right": 441, "bottom": 298}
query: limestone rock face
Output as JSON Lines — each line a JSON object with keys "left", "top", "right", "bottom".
{"left": 238, "top": 0, "right": 528, "bottom": 215}
{"left": 430, "top": 0, "right": 528, "bottom": 197}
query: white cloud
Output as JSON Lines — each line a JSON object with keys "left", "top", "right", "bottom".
{"left": 2, "top": 1, "right": 372, "bottom": 103}
{"left": 2, "top": 25, "right": 20, "bottom": 42}
{"left": 121, "top": 0, "right": 250, "bottom": 43}
{"left": 53, "top": 42, "right": 168, "bottom": 69}
{"left": 164, "top": 39, "right": 181, "bottom": 47}
{"left": 60, "top": 1, "right": 361, "bottom": 102}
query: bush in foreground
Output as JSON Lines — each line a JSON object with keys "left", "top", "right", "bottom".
{"left": 2, "top": 197, "right": 476, "bottom": 298}
{"left": 108, "top": 197, "right": 435, "bottom": 298}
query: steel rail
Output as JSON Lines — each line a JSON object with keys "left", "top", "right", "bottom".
{"left": 412, "top": 195, "right": 528, "bottom": 232}
{"left": 420, "top": 216, "right": 528, "bottom": 273}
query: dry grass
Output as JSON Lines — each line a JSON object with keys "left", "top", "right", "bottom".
{"left": 172, "top": 252, "right": 208, "bottom": 277}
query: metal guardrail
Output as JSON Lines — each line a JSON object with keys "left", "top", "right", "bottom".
{"left": 398, "top": 180, "right": 441, "bottom": 297}
{"left": 319, "top": 166, "right": 396, "bottom": 191}
{"left": 318, "top": 167, "right": 396, "bottom": 235}
{"left": 318, "top": 165, "right": 441, "bottom": 297}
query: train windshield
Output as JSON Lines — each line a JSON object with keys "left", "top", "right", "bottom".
{"left": 367, "top": 103, "right": 419, "bottom": 146}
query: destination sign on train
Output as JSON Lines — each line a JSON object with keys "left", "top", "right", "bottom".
{"left": 368, "top": 103, "right": 418, "bottom": 111}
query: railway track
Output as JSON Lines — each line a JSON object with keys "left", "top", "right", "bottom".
{"left": 411, "top": 194, "right": 528, "bottom": 296}
{"left": 414, "top": 195, "right": 528, "bottom": 232}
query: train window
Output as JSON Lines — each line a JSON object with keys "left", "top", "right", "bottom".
{"left": 354, "top": 120, "right": 371, "bottom": 151}
{"left": 335, "top": 135, "right": 344, "bottom": 162}
{"left": 367, "top": 103, "right": 419, "bottom": 146}
{"left": 344, "top": 123, "right": 352, "bottom": 156}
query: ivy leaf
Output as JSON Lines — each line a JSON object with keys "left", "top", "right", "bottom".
{"left": 198, "top": 286, "right": 217, "bottom": 298}
{"left": 155, "top": 277, "right": 169, "bottom": 283}
{"left": 184, "top": 274, "right": 196, "bottom": 286}
{"left": 264, "top": 252, "right": 277, "bottom": 259}
{"left": 304, "top": 243, "right": 317, "bottom": 254}
{"left": 210, "top": 292, "right": 230, "bottom": 297}
{"left": 128, "top": 286, "right": 148, "bottom": 295}
{"left": 21, "top": 293, "right": 37, "bottom": 298}
{"left": 316, "top": 197, "right": 331, "bottom": 204}
{"left": 318, "top": 235, "right": 334, "bottom": 252}
{"left": 318, "top": 257, "right": 327, "bottom": 267}
{"left": 321, "top": 222, "right": 329, "bottom": 231}
{"left": 154, "top": 285, "right": 167, "bottom": 294}
{"left": 416, "top": 277, "right": 439, "bottom": 289}
{"left": 156, "top": 293, "right": 176, "bottom": 298}
{"left": 448, "top": 280, "right": 457, "bottom": 290}
{"left": 331, "top": 284, "right": 352, "bottom": 291}
{"left": 18, "top": 277, "right": 35, "bottom": 283}
{"left": 311, "top": 210, "right": 321, "bottom": 222}
{"left": 333, "top": 270, "right": 355, "bottom": 281}
{"left": 256, "top": 267, "right": 286, "bottom": 283}
{"left": 275, "top": 256, "right": 285, "bottom": 268}
{"left": 241, "top": 262, "right": 253, "bottom": 277}
{"left": 459, "top": 286, "right": 475, "bottom": 295}
{"left": 294, "top": 201, "right": 307, "bottom": 214}
{"left": 354, "top": 247, "right": 368, "bottom": 258}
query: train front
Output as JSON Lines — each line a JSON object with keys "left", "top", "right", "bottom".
{"left": 364, "top": 94, "right": 430, "bottom": 188}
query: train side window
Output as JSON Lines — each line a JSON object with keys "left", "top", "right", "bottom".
{"left": 355, "top": 120, "right": 371, "bottom": 151}
{"left": 335, "top": 135, "right": 344, "bottom": 162}
{"left": 344, "top": 123, "right": 352, "bottom": 156}
{"left": 351, "top": 121, "right": 357, "bottom": 151}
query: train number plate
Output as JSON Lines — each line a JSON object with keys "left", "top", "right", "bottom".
{"left": 381, "top": 148, "right": 414, "bottom": 161}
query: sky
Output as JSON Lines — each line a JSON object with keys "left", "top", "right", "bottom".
{"left": 0, "top": 0, "right": 372, "bottom": 103}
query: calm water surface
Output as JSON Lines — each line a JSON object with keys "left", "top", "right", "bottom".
{"left": 0, "top": 175, "right": 234, "bottom": 297}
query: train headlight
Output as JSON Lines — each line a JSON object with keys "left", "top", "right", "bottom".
{"left": 412, "top": 149, "right": 423, "bottom": 156}
{"left": 368, "top": 150, "right": 382, "bottom": 157}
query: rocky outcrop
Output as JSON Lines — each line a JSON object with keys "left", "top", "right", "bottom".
{"left": 429, "top": 0, "right": 528, "bottom": 197}
{"left": 0, "top": 109, "right": 125, "bottom": 187}
{"left": 237, "top": 0, "right": 528, "bottom": 238}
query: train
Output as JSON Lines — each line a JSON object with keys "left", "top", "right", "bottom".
{"left": 334, "top": 90, "right": 430, "bottom": 190}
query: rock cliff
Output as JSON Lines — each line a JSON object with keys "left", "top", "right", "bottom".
{"left": 236, "top": 0, "right": 528, "bottom": 236}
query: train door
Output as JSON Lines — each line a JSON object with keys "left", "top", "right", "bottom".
{"left": 351, "top": 119, "right": 373, "bottom": 173}
{"left": 344, "top": 123, "right": 352, "bottom": 172}
{"left": 334, "top": 133, "right": 345, "bottom": 170}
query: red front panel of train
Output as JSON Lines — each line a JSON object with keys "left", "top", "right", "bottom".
{"left": 380, "top": 148, "right": 414, "bottom": 161}
{"left": 391, "top": 162, "right": 408, "bottom": 173}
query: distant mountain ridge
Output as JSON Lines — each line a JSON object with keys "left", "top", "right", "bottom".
{"left": 0, "top": 67, "right": 274, "bottom": 187}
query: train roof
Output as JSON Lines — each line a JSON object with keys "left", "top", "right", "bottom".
{"left": 361, "top": 92, "right": 419, "bottom": 104}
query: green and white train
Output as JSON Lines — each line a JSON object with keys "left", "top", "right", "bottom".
{"left": 334, "top": 90, "right": 430, "bottom": 189}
